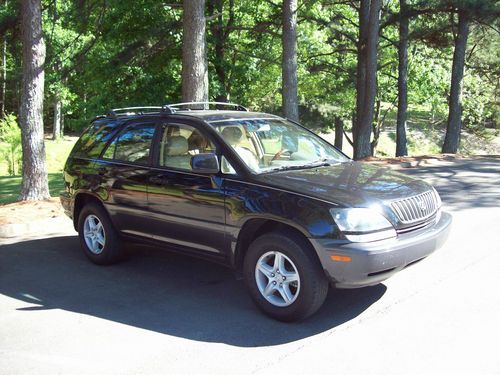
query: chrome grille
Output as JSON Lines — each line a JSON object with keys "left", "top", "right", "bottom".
{"left": 391, "top": 190, "right": 438, "bottom": 224}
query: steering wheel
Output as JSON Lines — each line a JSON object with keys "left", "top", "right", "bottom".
{"left": 271, "top": 148, "right": 291, "bottom": 162}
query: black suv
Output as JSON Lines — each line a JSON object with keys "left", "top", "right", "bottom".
{"left": 61, "top": 102, "right": 452, "bottom": 321}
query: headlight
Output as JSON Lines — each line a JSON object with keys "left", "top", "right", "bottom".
{"left": 432, "top": 187, "right": 442, "bottom": 207}
{"left": 330, "top": 208, "right": 396, "bottom": 243}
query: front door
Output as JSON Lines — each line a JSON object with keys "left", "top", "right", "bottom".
{"left": 147, "top": 121, "right": 227, "bottom": 255}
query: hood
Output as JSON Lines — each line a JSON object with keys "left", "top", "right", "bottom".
{"left": 255, "top": 161, "right": 432, "bottom": 208}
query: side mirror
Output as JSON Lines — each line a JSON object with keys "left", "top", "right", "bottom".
{"left": 191, "top": 153, "right": 220, "bottom": 174}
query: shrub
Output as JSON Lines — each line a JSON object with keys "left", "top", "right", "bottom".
{"left": 462, "top": 74, "right": 494, "bottom": 132}
{"left": 0, "top": 113, "right": 22, "bottom": 176}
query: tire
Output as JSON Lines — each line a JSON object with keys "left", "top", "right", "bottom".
{"left": 77, "top": 202, "right": 123, "bottom": 265}
{"left": 243, "top": 230, "right": 328, "bottom": 322}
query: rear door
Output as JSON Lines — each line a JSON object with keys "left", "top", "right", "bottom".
{"left": 146, "top": 120, "right": 227, "bottom": 255}
{"left": 95, "top": 120, "right": 157, "bottom": 236}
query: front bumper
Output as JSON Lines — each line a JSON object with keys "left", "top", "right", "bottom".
{"left": 310, "top": 211, "right": 452, "bottom": 288}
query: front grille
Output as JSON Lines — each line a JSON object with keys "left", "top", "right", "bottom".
{"left": 391, "top": 190, "right": 438, "bottom": 224}
{"left": 396, "top": 215, "right": 436, "bottom": 234}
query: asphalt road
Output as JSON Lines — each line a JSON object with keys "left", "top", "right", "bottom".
{"left": 1, "top": 157, "right": 499, "bottom": 375}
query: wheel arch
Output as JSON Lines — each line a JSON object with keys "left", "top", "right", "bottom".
{"left": 233, "top": 217, "right": 317, "bottom": 272}
{"left": 73, "top": 192, "right": 106, "bottom": 230}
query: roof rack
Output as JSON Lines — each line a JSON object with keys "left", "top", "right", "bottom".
{"left": 163, "top": 102, "right": 249, "bottom": 112}
{"left": 107, "top": 106, "right": 164, "bottom": 118}
{"left": 106, "top": 102, "right": 249, "bottom": 118}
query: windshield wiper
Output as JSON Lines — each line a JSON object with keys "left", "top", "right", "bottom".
{"left": 263, "top": 159, "right": 334, "bottom": 173}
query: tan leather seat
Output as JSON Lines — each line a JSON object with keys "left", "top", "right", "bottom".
{"left": 164, "top": 136, "right": 192, "bottom": 170}
{"left": 221, "top": 126, "right": 260, "bottom": 172}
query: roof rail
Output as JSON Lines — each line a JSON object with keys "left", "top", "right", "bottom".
{"left": 164, "top": 102, "right": 249, "bottom": 112}
{"left": 91, "top": 114, "right": 107, "bottom": 122}
{"left": 107, "top": 106, "right": 164, "bottom": 118}
{"left": 105, "top": 102, "right": 248, "bottom": 118}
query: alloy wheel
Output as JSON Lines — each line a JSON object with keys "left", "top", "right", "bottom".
{"left": 83, "top": 214, "right": 106, "bottom": 254}
{"left": 255, "top": 251, "right": 301, "bottom": 307}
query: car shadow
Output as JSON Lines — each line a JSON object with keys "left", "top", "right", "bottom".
{"left": 0, "top": 235, "right": 386, "bottom": 347}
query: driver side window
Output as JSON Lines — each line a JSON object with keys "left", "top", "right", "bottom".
{"left": 158, "top": 123, "right": 215, "bottom": 171}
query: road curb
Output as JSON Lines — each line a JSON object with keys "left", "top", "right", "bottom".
{"left": 0, "top": 216, "right": 73, "bottom": 238}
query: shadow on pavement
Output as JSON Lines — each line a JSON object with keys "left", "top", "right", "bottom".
{"left": 0, "top": 235, "right": 385, "bottom": 347}
{"left": 398, "top": 157, "right": 500, "bottom": 211}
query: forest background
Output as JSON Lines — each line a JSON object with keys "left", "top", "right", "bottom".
{"left": 0, "top": 0, "right": 499, "bottom": 201}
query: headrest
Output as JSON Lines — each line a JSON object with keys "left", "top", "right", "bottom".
{"left": 188, "top": 131, "right": 207, "bottom": 149}
{"left": 169, "top": 126, "right": 181, "bottom": 136}
{"left": 166, "top": 136, "right": 188, "bottom": 156}
{"left": 221, "top": 126, "right": 243, "bottom": 144}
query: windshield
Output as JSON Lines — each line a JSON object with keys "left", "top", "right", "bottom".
{"left": 212, "top": 118, "right": 348, "bottom": 174}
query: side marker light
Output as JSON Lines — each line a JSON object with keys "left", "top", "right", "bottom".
{"left": 330, "top": 255, "right": 352, "bottom": 262}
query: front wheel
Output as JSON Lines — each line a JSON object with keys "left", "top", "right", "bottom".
{"left": 243, "top": 231, "right": 328, "bottom": 322}
{"left": 77, "top": 203, "right": 123, "bottom": 265}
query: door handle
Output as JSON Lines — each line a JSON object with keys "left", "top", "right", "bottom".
{"left": 150, "top": 175, "right": 169, "bottom": 185}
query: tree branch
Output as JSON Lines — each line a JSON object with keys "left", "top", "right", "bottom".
{"left": 343, "top": 129, "right": 354, "bottom": 147}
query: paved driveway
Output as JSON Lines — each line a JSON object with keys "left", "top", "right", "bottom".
{"left": 1, "top": 157, "right": 499, "bottom": 375}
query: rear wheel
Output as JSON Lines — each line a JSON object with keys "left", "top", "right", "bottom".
{"left": 77, "top": 203, "right": 123, "bottom": 265}
{"left": 243, "top": 231, "right": 328, "bottom": 322}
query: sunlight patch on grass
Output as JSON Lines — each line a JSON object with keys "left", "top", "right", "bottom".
{"left": 0, "top": 137, "right": 75, "bottom": 205}
{"left": 0, "top": 137, "right": 76, "bottom": 176}
{"left": 0, "top": 173, "right": 65, "bottom": 205}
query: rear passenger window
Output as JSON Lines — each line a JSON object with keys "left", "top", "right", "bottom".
{"left": 72, "top": 120, "right": 117, "bottom": 159}
{"left": 158, "top": 124, "right": 215, "bottom": 170}
{"left": 103, "top": 123, "right": 156, "bottom": 164}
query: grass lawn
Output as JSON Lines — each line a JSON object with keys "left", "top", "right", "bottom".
{"left": 0, "top": 136, "right": 77, "bottom": 205}
{"left": 0, "top": 173, "right": 66, "bottom": 205}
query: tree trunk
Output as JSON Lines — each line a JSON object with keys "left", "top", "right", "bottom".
{"left": 61, "top": 112, "right": 64, "bottom": 137}
{"left": 182, "top": 0, "right": 208, "bottom": 103}
{"left": 371, "top": 98, "right": 381, "bottom": 153}
{"left": 354, "top": 0, "right": 370, "bottom": 141}
{"left": 282, "top": 0, "right": 299, "bottom": 121}
{"left": 83, "top": 87, "right": 87, "bottom": 118}
{"left": 19, "top": 0, "right": 49, "bottom": 200}
{"left": 52, "top": 98, "right": 61, "bottom": 140}
{"left": 1, "top": 0, "right": 7, "bottom": 115}
{"left": 334, "top": 116, "right": 343, "bottom": 150}
{"left": 354, "top": 0, "right": 381, "bottom": 160}
{"left": 1, "top": 39, "right": 6, "bottom": 114}
{"left": 396, "top": 0, "right": 408, "bottom": 157}
{"left": 207, "top": 0, "right": 234, "bottom": 102}
{"left": 442, "top": 11, "right": 469, "bottom": 154}
{"left": 211, "top": 0, "right": 227, "bottom": 102}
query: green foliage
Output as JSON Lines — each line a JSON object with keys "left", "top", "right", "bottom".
{"left": 406, "top": 45, "right": 451, "bottom": 120}
{"left": 463, "top": 25, "right": 500, "bottom": 132}
{"left": 0, "top": 114, "right": 22, "bottom": 176}
{"left": 0, "top": 0, "right": 497, "bottom": 149}
{"left": 462, "top": 74, "right": 489, "bottom": 131}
